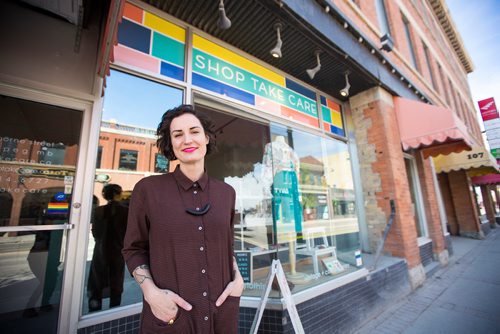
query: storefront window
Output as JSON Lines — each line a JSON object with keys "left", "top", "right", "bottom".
{"left": 82, "top": 69, "right": 183, "bottom": 315}
{"left": 198, "top": 107, "right": 363, "bottom": 298}
{"left": 270, "top": 125, "right": 362, "bottom": 292}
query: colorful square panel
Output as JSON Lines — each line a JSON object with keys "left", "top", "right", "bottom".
{"left": 123, "top": 3, "right": 143, "bottom": 23}
{"left": 117, "top": 19, "right": 151, "bottom": 54}
{"left": 115, "top": 8, "right": 185, "bottom": 82}
{"left": 321, "top": 96, "right": 344, "bottom": 136}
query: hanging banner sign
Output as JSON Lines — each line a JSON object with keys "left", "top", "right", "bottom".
{"left": 478, "top": 97, "right": 499, "bottom": 122}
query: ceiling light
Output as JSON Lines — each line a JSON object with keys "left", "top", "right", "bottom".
{"left": 340, "top": 71, "right": 351, "bottom": 97}
{"left": 270, "top": 23, "right": 283, "bottom": 58}
{"left": 217, "top": 0, "right": 231, "bottom": 30}
{"left": 306, "top": 50, "right": 321, "bottom": 79}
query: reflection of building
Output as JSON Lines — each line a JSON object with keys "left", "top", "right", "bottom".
{"left": 94, "top": 121, "right": 164, "bottom": 204}
{"left": 299, "top": 155, "right": 328, "bottom": 221}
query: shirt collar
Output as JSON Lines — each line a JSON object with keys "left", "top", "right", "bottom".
{"left": 173, "top": 165, "right": 208, "bottom": 190}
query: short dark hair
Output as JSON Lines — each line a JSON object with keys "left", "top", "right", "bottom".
{"left": 102, "top": 184, "right": 122, "bottom": 201}
{"left": 156, "top": 104, "right": 216, "bottom": 160}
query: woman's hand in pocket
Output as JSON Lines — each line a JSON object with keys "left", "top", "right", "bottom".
{"left": 215, "top": 274, "right": 244, "bottom": 307}
{"left": 145, "top": 287, "right": 192, "bottom": 322}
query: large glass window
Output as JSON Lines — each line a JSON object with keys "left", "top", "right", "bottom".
{"left": 271, "top": 125, "right": 361, "bottom": 293}
{"left": 199, "top": 105, "right": 362, "bottom": 298}
{"left": 83, "top": 69, "right": 183, "bottom": 315}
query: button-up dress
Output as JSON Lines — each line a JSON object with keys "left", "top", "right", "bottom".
{"left": 122, "top": 166, "right": 239, "bottom": 333}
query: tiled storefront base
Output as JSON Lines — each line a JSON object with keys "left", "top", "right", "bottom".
{"left": 78, "top": 315, "right": 140, "bottom": 334}
{"left": 418, "top": 241, "right": 434, "bottom": 267}
{"left": 79, "top": 259, "right": 409, "bottom": 334}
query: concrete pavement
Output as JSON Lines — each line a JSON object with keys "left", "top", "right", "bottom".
{"left": 355, "top": 229, "right": 500, "bottom": 334}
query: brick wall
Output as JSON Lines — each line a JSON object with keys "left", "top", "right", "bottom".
{"left": 350, "top": 87, "right": 421, "bottom": 269}
{"left": 437, "top": 173, "right": 458, "bottom": 235}
{"left": 447, "top": 170, "right": 482, "bottom": 238}
{"left": 481, "top": 185, "right": 496, "bottom": 226}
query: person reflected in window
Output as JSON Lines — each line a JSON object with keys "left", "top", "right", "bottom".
{"left": 87, "top": 184, "right": 128, "bottom": 312}
{"left": 122, "top": 105, "right": 243, "bottom": 333}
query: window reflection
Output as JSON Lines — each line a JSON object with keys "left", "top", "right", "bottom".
{"left": 83, "top": 69, "right": 183, "bottom": 314}
{"left": 271, "top": 125, "right": 361, "bottom": 292}
{"left": 200, "top": 109, "right": 362, "bottom": 297}
{"left": 0, "top": 95, "right": 81, "bottom": 333}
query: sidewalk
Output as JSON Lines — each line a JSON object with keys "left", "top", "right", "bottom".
{"left": 355, "top": 229, "right": 500, "bottom": 334}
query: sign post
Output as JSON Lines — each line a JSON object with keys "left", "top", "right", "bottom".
{"left": 250, "top": 259, "right": 304, "bottom": 334}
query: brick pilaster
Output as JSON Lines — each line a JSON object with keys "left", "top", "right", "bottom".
{"left": 481, "top": 185, "right": 496, "bottom": 228}
{"left": 448, "top": 170, "right": 483, "bottom": 239}
{"left": 437, "top": 173, "right": 459, "bottom": 235}
{"left": 350, "top": 87, "right": 421, "bottom": 271}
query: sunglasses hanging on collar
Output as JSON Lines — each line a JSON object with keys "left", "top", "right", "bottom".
{"left": 186, "top": 203, "right": 211, "bottom": 216}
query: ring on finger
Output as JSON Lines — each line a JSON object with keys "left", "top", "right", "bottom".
{"left": 168, "top": 318, "right": 175, "bottom": 325}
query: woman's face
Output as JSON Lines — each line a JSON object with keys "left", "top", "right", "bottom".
{"left": 170, "top": 113, "right": 209, "bottom": 164}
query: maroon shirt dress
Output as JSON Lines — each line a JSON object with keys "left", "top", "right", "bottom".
{"left": 122, "top": 166, "right": 240, "bottom": 333}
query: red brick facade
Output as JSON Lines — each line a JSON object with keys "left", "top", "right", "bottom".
{"left": 351, "top": 88, "right": 421, "bottom": 270}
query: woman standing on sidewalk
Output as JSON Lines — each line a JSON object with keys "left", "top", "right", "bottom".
{"left": 122, "top": 105, "right": 244, "bottom": 333}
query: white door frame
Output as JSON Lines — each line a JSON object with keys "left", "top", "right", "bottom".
{"left": 404, "top": 153, "right": 429, "bottom": 238}
{"left": 0, "top": 81, "right": 97, "bottom": 334}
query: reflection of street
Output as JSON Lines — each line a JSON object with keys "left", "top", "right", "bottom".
{"left": 0, "top": 235, "right": 63, "bottom": 315}
{"left": 0, "top": 236, "right": 35, "bottom": 290}
{"left": 234, "top": 216, "right": 359, "bottom": 250}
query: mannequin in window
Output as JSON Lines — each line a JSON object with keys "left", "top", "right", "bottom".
{"left": 262, "top": 135, "right": 307, "bottom": 283}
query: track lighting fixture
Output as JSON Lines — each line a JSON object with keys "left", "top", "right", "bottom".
{"left": 270, "top": 23, "right": 283, "bottom": 58}
{"left": 339, "top": 71, "right": 351, "bottom": 97}
{"left": 217, "top": 0, "right": 231, "bottom": 30}
{"left": 306, "top": 50, "right": 321, "bottom": 79}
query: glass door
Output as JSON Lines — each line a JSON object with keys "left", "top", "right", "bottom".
{"left": 0, "top": 94, "right": 83, "bottom": 333}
